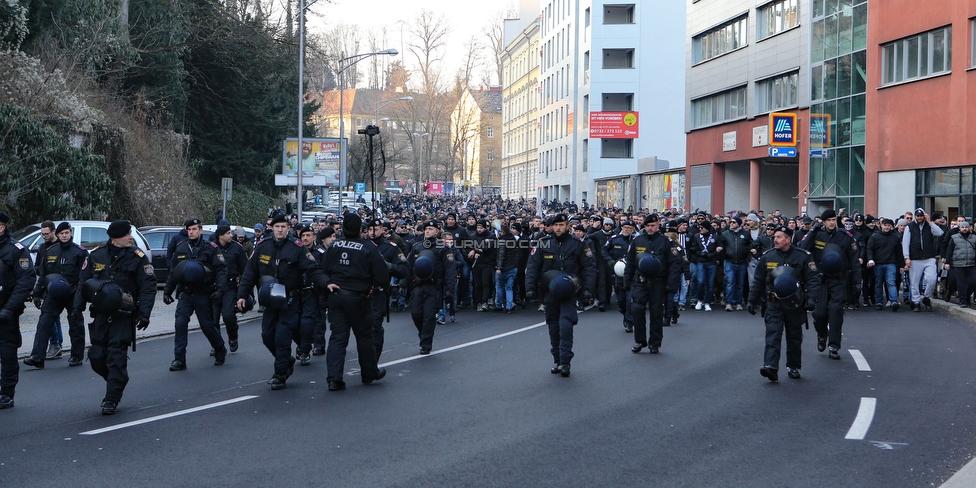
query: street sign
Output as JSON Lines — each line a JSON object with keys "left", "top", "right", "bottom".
{"left": 769, "top": 112, "right": 797, "bottom": 147}
{"left": 354, "top": 182, "right": 366, "bottom": 195}
{"left": 810, "top": 149, "right": 831, "bottom": 158}
{"left": 768, "top": 147, "right": 797, "bottom": 158}
{"left": 221, "top": 178, "right": 233, "bottom": 201}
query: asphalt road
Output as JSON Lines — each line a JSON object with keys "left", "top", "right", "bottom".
{"left": 1, "top": 301, "right": 975, "bottom": 487}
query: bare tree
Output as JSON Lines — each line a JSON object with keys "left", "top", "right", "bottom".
{"left": 457, "top": 34, "right": 482, "bottom": 90}
{"left": 406, "top": 9, "right": 450, "bottom": 95}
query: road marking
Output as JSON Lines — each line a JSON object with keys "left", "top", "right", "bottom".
{"left": 379, "top": 321, "right": 547, "bottom": 368}
{"left": 80, "top": 395, "right": 258, "bottom": 435}
{"left": 845, "top": 397, "right": 877, "bottom": 440}
{"left": 848, "top": 349, "right": 871, "bottom": 371}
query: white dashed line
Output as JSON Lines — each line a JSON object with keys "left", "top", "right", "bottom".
{"left": 80, "top": 395, "right": 258, "bottom": 435}
{"left": 848, "top": 349, "right": 871, "bottom": 371}
{"left": 379, "top": 321, "right": 547, "bottom": 368}
{"left": 845, "top": 397, "right": 877, "bottom": 440}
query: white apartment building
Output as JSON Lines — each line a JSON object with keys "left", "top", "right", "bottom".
{"left": 501, "top": 0, "right": 541, "bottom": 201}
{"left": 532, "top": 0, "right": 686, "bottom": 209}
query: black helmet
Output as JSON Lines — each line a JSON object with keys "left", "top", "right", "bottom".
{"left": 771, "top": 269, "right": 803, "bottom": 310}
{"left": 414, "top": 250, "right": 436, "bottom": 280}
{"left": 45, "top": 274, "right": 72, "bottom": 304}
{"left": 90, "top": 281, "right": 134, "bottom": 315}
{"left": 548, "top": 272, "right": 580, "bottom": 301}
{"left": 637, "top": 253, "right": 662, "bottom": 277}
{"left": 257, "top": 277, "right": 287, "bottom": 309}
{"left": 820, "top": 243, "right": 846, "bottom": 275}
{"left": 172, "top": 260, "right": 209, "bottom": 284}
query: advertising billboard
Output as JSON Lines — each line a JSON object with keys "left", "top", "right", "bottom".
{"left": 769, "top": 113, "right": 797, "bottom": 147}
{"left": 589, "top": 111, "right": 639, "bottom": 139}
{"left": 281, "top": 138, "right": 345, "bottom": 186}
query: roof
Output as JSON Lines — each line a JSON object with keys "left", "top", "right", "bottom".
{"left": 469, "top": 88, "right": 502, "bottom": 114}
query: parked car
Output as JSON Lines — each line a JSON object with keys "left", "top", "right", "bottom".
{"left": 138, "top": 226, "right": 214, "bottom": 283}
{"left": 201, "top": 225, "right": 254, "bottom": 241}
{"left": 11, "top": 220, "right": 152, "bottom": 268}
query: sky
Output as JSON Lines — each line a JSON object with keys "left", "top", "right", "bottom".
{"left": 308, "top": 0, "right": 517, "bottom": 86}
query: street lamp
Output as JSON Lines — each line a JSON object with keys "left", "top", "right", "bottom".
{"left": 413, "top": 132, "right": 429, "bottom": 193}
{"left": 338, "top": 49, "right": 399, "bottom": 200}
{"left": 374, "top": 96, "right": 413, "bottom": 126}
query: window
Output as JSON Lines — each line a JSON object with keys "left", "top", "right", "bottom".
{"left": 487, "top": 149, "right": 494, "bottom": 161}
{"left": 603, "top": 48, "right": 635, "bottom": 69}
{"left": 602, "top": 93, "right": 633, "bottom": 111}
{"left": 882, "top": 26, "right": 952, "bottom": 85}
{"left": 693, "top": 15, "right": 748, "bottom": 64}
{"left": 602, "top": 139, "right": 633, "bottom": 158}
{"left": 604, "top": 5, "right": 635, "bottom": 24}
{"left": 972, "top": 19, "right": 976, "bottom": 67}
{"left": 758, "top": 0, "right": 798, "bottom": 40}
{"left": 487, "top": 126, "right": 494, "bottom": 138}
{"left": 756, "top": 71, "right": 799, "bottom": 113}
{"left": 691, "top": 86, "right": 747, "bottom": 128}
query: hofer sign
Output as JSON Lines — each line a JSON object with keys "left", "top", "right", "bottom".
{"left": 589, "top": 111, "right": 639, "bottom": 139}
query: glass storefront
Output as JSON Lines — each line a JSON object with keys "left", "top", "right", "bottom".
{"left": 808, "top": 0, "right": 867, "bottom": 213}
{"left": 916, "top": 167, "right": 976, "bottom": 220}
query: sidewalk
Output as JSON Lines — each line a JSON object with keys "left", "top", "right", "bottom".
{"left": 16, "top": 293, "right": 263, "bottom": 358}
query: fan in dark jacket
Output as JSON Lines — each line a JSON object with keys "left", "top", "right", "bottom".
{"left": 866, "top": 218, "right": 905, "bottom": 310}
{"left": 685, "top": 222, "right": 722, "bottom": 311}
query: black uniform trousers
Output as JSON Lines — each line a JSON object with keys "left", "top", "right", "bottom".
{"left": 261, "top": 301, "right": 299, "bottom": 375}
{"left": 763, "top": 303, "right": 805, "bottom": 370}
{"left": 596, "top": 261, "right": 612, "bottom": 305}
{"left": 861, "top": 266, "right": 876, "bottom": 305}
{"left": 614, "top": 277, "right": 633, "bottom": 326}
{"left": 546, "top": 293, "right": 578, "bottom": 365}
{"left": 212, "top": 290, "right": 239, "bottom": 342}
{"left": 0, "top": 315, "right": 21, "bottom": 398}
{"left": 174, "top": 292, "right": 225, "bottom": 360}
{"left": 813, "top": 278, "right": 846, "bottom": 349}
{"left": 410, "top": 283, "right": 441, "bottom": 350}
{"left": 297, "top": 290, "right": 318, "bottom": 355}
{"left": 632, "top": 280, "right": 666, "bottom": 348}
{"left": 313, "top": 292, "right": 329, "bottom": 351}
{"left": 31, "top": 297, "right": 85, "bottom": 360}
{"left": 370, "top": 289, "right": 388, "bottom": 360}
{"left": 88, "top": 314, "right": 133, "bottom": 403}
{"left": 326, "top": 293, "right": 379, "bottom": 383}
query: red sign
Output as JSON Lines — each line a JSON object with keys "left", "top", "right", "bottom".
{"left": 589, "top": 112, "right": 639, "bottom": 139}
{"left": 428, "top": 182, "right": 443, "bottom": 195}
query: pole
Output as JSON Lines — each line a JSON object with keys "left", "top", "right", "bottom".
{"left": 339, "top": 51, "right": 346, "bottom": 196}
{"left": 296, "top": 0, "right": 305, "bottom": 222}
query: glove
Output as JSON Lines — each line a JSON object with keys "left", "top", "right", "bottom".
{"left": 582, "top": 290, "right": 593, "bottom": 300}
{"left": 811, "top": 222, "right": 824, "bottom": 232}
{"left": 211, "top": 290, "right": 223, "bottom": 302}
{"left": 136, "top": 318, "right": 150, "bottom": 330}
{"left": 805, "top": 300, "right": 816, "bottom": 312}
{"left": 163, "top": 294, "right": 175, "bottom": 305}
{"left": 0, "top": 308, "right": 13, "bottom": 323}
{"left": 747, "top": 303, "right": 756, "bottom": 315}
{"left": 32, "top": 296, "right": 43, "bottom": 309}
{"left": 526, "top": 290, "right": 537, "bottom": 300}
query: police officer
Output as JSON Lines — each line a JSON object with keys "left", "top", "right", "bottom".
{"left": 213, "top": 224, "right": 247, "bottom": 353}
{"left": 74, "top": 220, "right": 156, "bottom": 414}
{"left": 322, "top": 214, "right": 390, "bottom": 391}
{"left": 236, "top": 214, "right": 329, "bottom": 390}
{"left": 295, "top": 224, "right": 320, "bottom": 365}
{"left": 164, "top": 218, "right": 229, "bottom": 371}
{"left": 748, "top": 226, "right": 821, "bottom": 381}
{"left": 602, "top": 219, "right": 637, "bottom": 332}
{"left": 0, "top": 212, "right": 35, "bottom": 409}
{"left": 526, "top": 214, "right": 596, "bottom": 377}
{"left": 24, "top": 222, "right": 89, "bottom": 368}
{"left": 625, "top": 214, "right": 682, "bottom": 354}
{"left": 311, "top": 226, "right": 335, "bottom": 356}
{"left": 366, "top": 219, "right": 410, "bottom": 361}
{"left": 797, "top": 209, "right": 860, "bottom": 360}
{"left": 408, "top": 220, "right": 458, "bottom": 355}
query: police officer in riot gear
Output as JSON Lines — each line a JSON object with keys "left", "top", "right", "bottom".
{"left": 408, "top": 220, "right": 457, "bottom": 355}
{"left": 526, "top": 214, "right": 596, "bottom": 377}
{"left": 164, "top": 218, "right": 229, "bottom": 371}
{"left": 0, "top": 212, "right": 35, "bottom": 409}
{"left": 602, "top": 219, "right": 637, "bottom": 332}
{"left": 748, "top": 226, "right": 820, "bottom": 382}
{"left": 236, "top": 214, "right": 329, "bottom": 390}
{"left": 213, "top": 224, "right": 247, "bottom": 353}
{"left": 367, "top": 219, "right": 410, "bottom": 361}
{"left": 295, "top": 224, "right": 321, "bottom": 365}
{"left": 74, "top": 220, "right": 156, "bottom": 414}
{"left": 311, "top": 226, "right": 336, "bottom": 356}
{"left": 797, "top": 209, "right": 860, "bottom": 360}
{"left": 25, "top": 221, "right": 89, "bottom": 368}
{"left": 322, "top": 214, "right": 390, "bottom": 391}
{"left": 625, "top": 214, "right": 682, "bottom": 354}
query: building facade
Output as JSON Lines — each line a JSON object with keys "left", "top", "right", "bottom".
{"left": 501, "top": 1, "right": 541, "bottom": 200}
{"left": 452, "top": 87, "right": 503, "bottom": 190}
{"left": 531, "top": 0, "right": 686, "bottom": 209}
{"left": 685, "top": 0, "right": 813, "bottom": 216}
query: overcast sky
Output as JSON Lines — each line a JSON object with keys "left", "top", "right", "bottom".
{"left": 309, "top": 0, "right": 516, "bottom": 86}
